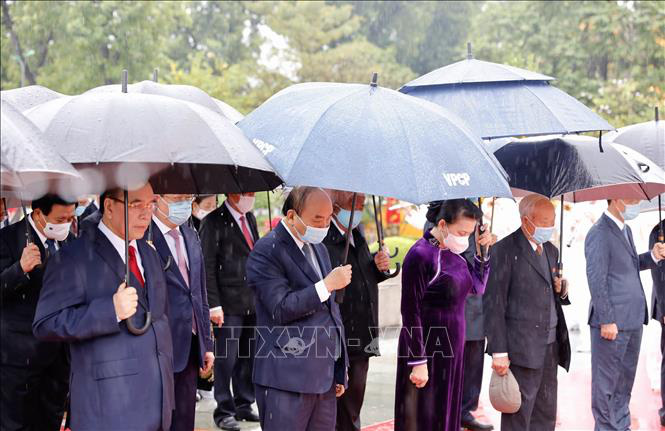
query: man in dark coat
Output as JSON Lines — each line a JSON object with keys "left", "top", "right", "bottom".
{"left": 0, "top": 194, "right": 75, "bottom": 430}
{"left": 200, "top": 193, "right": 260, "bottom": 430}
{"left": 150, "top": 193, "right": 215, "bottom": 430}
{"left": 246, "top": 186, "right": 350, "bottom": 431}
{"left": 650, "top": 221, "right": 665, "bottom": 426}
{"left": 33, "top": 183, "right": 175, "bottom": 430}
{"left": 485, "top": 194, "right": 571, "bottom": 431}
{"left": 323, "top": 190, "right": 390, "bottom": 431}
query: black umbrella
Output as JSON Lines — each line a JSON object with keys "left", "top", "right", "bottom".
{"left": 493, "top": 135, "right": 665, "bottom": 280}
{"left": 25, "top": 70, "right": 282, "bottom": 335}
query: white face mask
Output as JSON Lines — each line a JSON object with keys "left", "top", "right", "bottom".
{"left": 41, "top": 213, "right": 71, "bottom": 241}
{"left": 443, "top": 225, "right": 470, "bottom": 254}
{"left": 193, "top": 208, "right": 212, "bottom": 220}
{"left": 295, "top": 214, "right": 329, "bottom": 244}
{"left": 235, "top": 195, "right": 255, "bottom": 214}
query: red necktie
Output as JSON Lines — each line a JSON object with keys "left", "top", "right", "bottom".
{"left": 128, "top": 245, "right": 145, "bottom": 288}
{"left": 240, "top": 215, "right": 254, "bottom": 250}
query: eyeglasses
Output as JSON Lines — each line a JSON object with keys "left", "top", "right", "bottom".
{"left": 107, "top": 197, "right": 157, "bottom": 211}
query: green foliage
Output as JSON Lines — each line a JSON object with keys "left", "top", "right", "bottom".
{"left": 1, "top": 0, "right": 662, "bottom": 125}
{"left": 368, "top": 235, "right": 417, "bottom": 268}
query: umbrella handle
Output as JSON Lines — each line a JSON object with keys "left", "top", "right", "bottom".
{"left": 384, "top": 262, "right": 401, "bottom": 279}
{"left": 126, "top": 311, "right": 152, "bottom": 335}
{"left": 388, "top": 246, "right": 399, "bottom": 259}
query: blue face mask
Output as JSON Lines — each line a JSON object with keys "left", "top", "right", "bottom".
{"left": 295, "top": 214, "right": 329, "bottom": 244}
{"left": 74, "top": 205, "right": 87, "bottom": 217}
{"left": 336, "top": 209, "right": 363, "bottom": 230}
{"left": 527, "top": 218, "right": 555, "bottom": 244}
{"left": 621, "top": 202, "right": 641, "bottom": 221}
{"left": 160, "top": 198, "right": 192, "bottom": 226}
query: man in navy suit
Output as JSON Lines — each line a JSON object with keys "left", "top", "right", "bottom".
{"left": 150, "top": 193, "right": 214, "bottom": 430}
{"left": 246, "top": 186, "right": 352, "bottom": 431}
{"left": 1, "top": 194, "right": 75, "bottom": 430}
{"left": 585, "top": 198, "right": 665, "bottom": 431}
{"left": 33, "top": 183, "right": 175, "bottom": 431}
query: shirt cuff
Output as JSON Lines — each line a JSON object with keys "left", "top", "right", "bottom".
{"left": 407, "top": 359, "right": 428, "bottom": 366}
{"left": 493, "top": 352, "right": 508, "bottom": 358}
{"left": 210, "top": 306, "right": 222, "bottom": 312}
{"left": 652, "top": 251, "right": 662, "bottom": 263}
{"left": 315, "top": 280, "right": 331, "bottom": 302}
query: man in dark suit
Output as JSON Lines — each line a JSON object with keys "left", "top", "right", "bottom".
{"left": 151, "top": 193, "right": 215, "bottom": 430}
{"left": 0, "top": 194, "right": 75, "bottom": 430}
{"left": 650, "top": 221, "right": 665, "bottom": 426}
{"left": 485, "top": 194, "right": 571, "bottom": 431}
{"left": 246, "top": 186, "right": 351, "bottom": 431}
{"left": 200, "top": 192, "right": 260, "bottom": 430}
{"left": 72, "top": 197, "right": 98, "bottom": 237}
{"left": 585, "top": 199, "right": 664, "bottom": 430}
{"left": 323, "top": 190, "right": 389, "bottom": 431}
{"left": 32, "top": 183, "right": 176, "bottom": 430}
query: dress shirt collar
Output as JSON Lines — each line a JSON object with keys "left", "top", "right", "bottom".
{"left": 27, "top": 213, "right": 48, "bottom": 247}
{"left": 98, "top": 220, "right": 139, "bottom": 264}
{"left": 332, "top": 218, "right": 354, "bottom": 247}
{"left": 604, "top": 210, "right": 625, "bottom": 231}
{"left": 281, "top": 219, "right": 305, "bottom": 251}
{"left": 152, "top": 214, "right": 178, "bottom": 236}
{"left": 225, "top": 199, "right": 245, "bottom": 225}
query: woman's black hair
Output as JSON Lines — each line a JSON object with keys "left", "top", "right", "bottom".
{"left": 426, "top": 199, "right": 483, "bottom": 225}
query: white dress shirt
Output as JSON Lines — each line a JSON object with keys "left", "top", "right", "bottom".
{"left": 225, "top": 200, "right": 255, "bottom": 242}
{"left": 281, "top": 219, "right": 330, "bottom": 302}
{"left": 152, "top": 216, "right": 189, "bottom": 269}
{"left": 98, "top": 220, "right": 144, "bottom": 279}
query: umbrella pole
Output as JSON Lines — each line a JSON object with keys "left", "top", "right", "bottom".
{"left": 659, "top": 194, "right": 664, "bottom": 243}
{"left": 477, "top": 198, "right": 487, "bottom": 278}
{"left": 336, "top": 192, "right": 358, "bottom": 304}
{"left": 372, "top": 195, "right": 400, "bottom": 279}
{"left": 490, "top": 197, "right": 496, "bottom": 232}
{"left": 558, "top": 195, "right": 564, "bottom": 276}
{"left": 267, "top": 191, "right": 273, "bottom": 232}
{"left": 372, "top": 195, "right": 382, "bottom": 245}
{"left": 598, "top": 131, "right": 604, "bottom": 153}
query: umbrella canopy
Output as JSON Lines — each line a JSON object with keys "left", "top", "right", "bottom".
{"left": 399, "top": 45, "right": 613, "bottom": 139}
{"left": 86, "top": 80, "right": 242, "bottom": 123}
{"left": 605, "top": 118, "right": 664, "bottom": 170}
{"left": 238, "top": 80, "right": 511, "bottom": 204}
{"left": 24, "top": 91, "right": 281, "bottom": 195}
{"left": 213, "top": 97, "right": 244, "bottom": 124}
{"left": 1, "top": 100, "right": 79, "bottom": 196}
{"left": 1, "top": 85, "right": 67, "bottom": 112}
{"left": 491, "top": 135, "right": 665, "bottom": 202}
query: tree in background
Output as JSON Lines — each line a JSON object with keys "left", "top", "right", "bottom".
{"left": 1, "top": 1, "right": 662, "bottom": 125}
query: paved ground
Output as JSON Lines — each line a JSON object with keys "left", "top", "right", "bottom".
{"left": 194, "top": 326, "right": 665, "bottom": 431}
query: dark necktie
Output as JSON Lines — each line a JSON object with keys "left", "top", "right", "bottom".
{"left": 45, "top": 239, "right": 57, "bottom": 257}
{"left": 128, "top": 245, "right": 145, "bottom": 288}
{"left": 303, "top": 243, "right": 323, "bottom": 280}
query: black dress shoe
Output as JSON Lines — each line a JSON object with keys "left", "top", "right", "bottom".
{"left": 461, "top": 418, "right": 494, "bottom": 431}
{"left": 236, "top": 409, "right": 260, "bottom": 422}
{"left": 217, "top": 416, "right": 241, "bottom": 431}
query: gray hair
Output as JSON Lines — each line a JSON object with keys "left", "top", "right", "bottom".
{"left": 518, "top": 194, "right": 551, "bottom": 218}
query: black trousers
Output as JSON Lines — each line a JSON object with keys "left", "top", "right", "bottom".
{"left": 213, "top": 314, "right": 256, "bottom": 423}
{"left": 256, "top": 382, "right": 337, "bottom": 431}
{"left": 501, "top": 342, "right": 558, "bottom": 431}
{"left": 171, "top": 335, "right": 199, "bottom": 431}
{"left": 461, "top": 339, "right": 485, "bottom": 423}
{"left": 336, "top": 357, "right": 370, "bottom": 431}
{"left": 0, "top": 350, "right": 69, "bottom": 431}
{"left": 660, "top": 322, "right": 665, "bottom": 420}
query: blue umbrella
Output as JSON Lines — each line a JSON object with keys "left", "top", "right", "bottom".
{"left": 400, "top": 44, "right": 613, "bottom": 140}
{"left": 238, "top": 76, "right": 511, "bottom": 204}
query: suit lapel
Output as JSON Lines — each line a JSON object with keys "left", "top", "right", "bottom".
{"left": 515, "top": 229, "right": 550, "bottom": 283}
{"left": 137, "top": 239, "right": 156, "bottom": 311}
{"left": 93, "top": 230, "right": 127, "bottom": 283}
{"left": 277, "top": 223, "right": 322, "bottom": 284}
{"left": 181, "top": 225, "right": 199, "bottom": 289}
{"left": 601, "top": 214, "right": 636, "bottom": 259}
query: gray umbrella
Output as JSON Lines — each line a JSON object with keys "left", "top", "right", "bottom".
{"left": 1, "top": 100, "right": 79, "bottom": 194}
{"left": 1, "top": 85, "right": 67, "bottom": 112}
{"left": 25, "top": 72, "right": 281, "bottom": 334}
{"left": 85, "top": 79, "right": 243, "bottom": 123}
